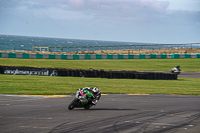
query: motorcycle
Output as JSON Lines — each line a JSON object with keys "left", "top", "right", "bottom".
{"left": 68, "top": 88, "right": 95, "bottom": 110}
{"left": 171, "top": 65, "right": 181, "bottom": 74}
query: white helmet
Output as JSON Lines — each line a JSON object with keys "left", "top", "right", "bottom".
{"left": 92, "top": 87, "right": 99, "bottom": 93}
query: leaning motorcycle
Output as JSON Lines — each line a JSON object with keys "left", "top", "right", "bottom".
{"left": 171, "top": 65, "right": 181, "bottom": 74}
{"left": 68, "top": 89, "right": 95, "bottom": 110}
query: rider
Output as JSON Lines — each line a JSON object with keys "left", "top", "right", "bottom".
{"left": 172, "top": 65, "right": 181, "bottom": 72}
{"left": 176, "top": 65, "right": 180, "bottom": 69}
{"left": 81, "top": 87, "right": 101, "bottom": 105}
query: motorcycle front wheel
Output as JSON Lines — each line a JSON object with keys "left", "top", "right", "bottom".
{"left": 68, "top": 99, "right": 77, "bottom": 110}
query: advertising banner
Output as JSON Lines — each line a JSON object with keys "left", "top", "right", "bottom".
{"left": 0, "top": 66, "right": 58, "bottom": 76}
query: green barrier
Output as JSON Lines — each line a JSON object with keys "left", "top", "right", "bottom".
{"left": 22, "top": 53, "right": 29, "bottom": 58}
{"left": 96, "top": 54, "right": 102, "bottom": 59}
{"left": 61, "top": 54, "right": 67, "bottom": 59}
{"left": 85, "top": 54, "right": 91, "bottom": 59}
{"left": 172, "top": 54, "right": 180, "bottom": 59}
{"left": 150, "top": 54, "right": 156, "bottom": 59}
{"left": 118, "top": 54, "right": 123, "bottom": 59}
{"left": 161, "top": 54, "right": 167, "bottom": 59}
{"left": 139, "top": 54, "right": 145, "bottom": 59}
{"left": 8, "top": 53, "right": 16, "bottom": 58}
{"left": 73, "top": 54, "right": 79, "bottom": 59}
{"left": 49, "top": 54, "right": 55, "bottom": 59}
{"left": 2, "top": 52, "right": 200, "bottom": 60}
{"left": 185, "top": 54, "right": 191, "bottom": 58}
{"left": 36, "top": 54, "right": 43, "bottom": 59}
{"left": 128, "top": 54, "right": 134, "bottom": 59}
{"left": 107, "top": 54, "right": 113, "bottom": 59}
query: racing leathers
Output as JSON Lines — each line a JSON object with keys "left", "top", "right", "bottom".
{"left": 81, "top": 87, "right": 101, "bottom": 105}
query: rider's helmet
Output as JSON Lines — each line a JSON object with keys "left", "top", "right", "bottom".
{"left": 92, "top": 87, "right": 99, "bottom": 94}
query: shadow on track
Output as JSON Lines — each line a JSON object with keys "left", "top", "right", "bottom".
{"left": 71, "top": 108, "right": 135, "bottom": 111}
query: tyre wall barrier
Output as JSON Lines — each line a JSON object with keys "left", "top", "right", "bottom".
{"left": 0, "top": 52, "right": 200, "bottom": 59}
{"left": 0, "top": 66, "right": 177, "bottom": 80}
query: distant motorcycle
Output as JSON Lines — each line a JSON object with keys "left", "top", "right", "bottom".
{"left": 68, "top": 88, "right": 96, "bottom": 110}
{"left": 171, "top": 65, "right": 181, "bottom": 74}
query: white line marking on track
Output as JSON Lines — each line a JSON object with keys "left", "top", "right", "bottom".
{"left": 0, "top": 116, "right": 52, "bottom": 120}
{"left": 0, "top": 104, "right": 10, "bottom": 105}
{"left": 124, "top": 121, "right": 176, "bottom": 126}
{"left": 151, "top": 123, "right": 175, "bottom": 126}
{"left": 188, "top": 125, "right": 193, "bottom": 127}
{"left": 20, "top": 126, "right": 52, "bottom": 129}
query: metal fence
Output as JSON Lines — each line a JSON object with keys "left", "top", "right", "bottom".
{"left": 33, "top": 43, "right": 200, "bottom": 53}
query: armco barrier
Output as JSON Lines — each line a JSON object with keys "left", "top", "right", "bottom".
{"left": 0, "top": 52, "right": 200, "bottom": 59}
{"left": 0, "top": 65, "right": 178, "bottom": 80}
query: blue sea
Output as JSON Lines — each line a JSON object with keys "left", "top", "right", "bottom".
{"left": 0, "top": 34, "right": 196, "bottom": 52}
{"left": 0, "top": 34, "right": 151, "bottom": 52}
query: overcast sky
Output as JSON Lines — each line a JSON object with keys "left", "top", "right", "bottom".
{"left": 0, "top": 0, "right": 199, "bottom": 43}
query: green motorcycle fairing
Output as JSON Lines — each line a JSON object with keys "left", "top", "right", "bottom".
{"left": 83, "top": 90, "right": 92, "bottom": 98}
{"left": 77, "top": 90, "right": 92, "bottom": 106}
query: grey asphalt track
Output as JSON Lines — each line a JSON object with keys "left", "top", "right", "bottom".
{"left": 0, "top": 72, "right": 200, "bottom": 133}
{"left": 0, "top": 94, "right": 200, "bottom": 133}
{"left": 179, "top": 72, "right": 200, "bottom": 78}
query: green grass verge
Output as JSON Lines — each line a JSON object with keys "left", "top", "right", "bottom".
{"left": 0, "top": 58, "right": 200, "bottom": 72}
{"left": 1, "top": 58, "right": 200, "bottom": 95}
{"left": 0, "top": 74, "right": 200, "bottom": 95}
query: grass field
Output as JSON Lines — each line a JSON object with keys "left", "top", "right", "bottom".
{"left": 0, "top": 58, "right": 200, "bottom": 72}
{"left": 0, "top": 58, "right": 200, "bottom": 95}
{"left": 0, "top": 74, "right": 200, "bottom": 95}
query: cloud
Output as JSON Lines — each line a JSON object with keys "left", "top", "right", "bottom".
{"left": 0, "top": 0, "right": 170, "bottom": 20}
{"left": 64, "top": 0, "right": 169, "bottom": 11}
{"left": 2, "top": 0, "right": 199, "bottom": 24}
{"left": 0, "top": 0, "right": 199, "bottom": 43}
{"left": 59, "top": 0, "right": 170, "bottom": 21}
{"left": 39, "top": 8, "right": 94, "bottom": 20}
{"left": 157, "top": 0, "right": 200, "bottom": 11}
